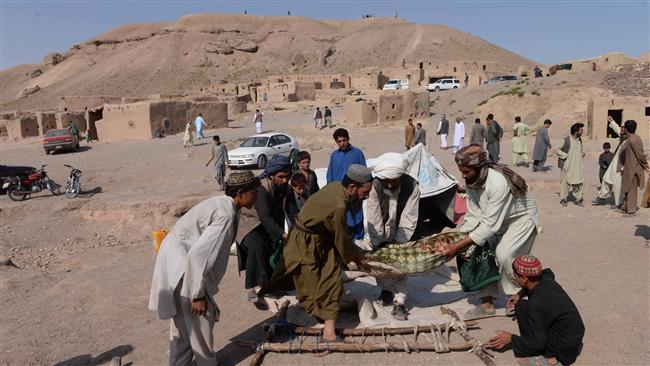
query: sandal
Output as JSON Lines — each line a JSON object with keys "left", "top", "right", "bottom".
{"left": 247, "top": 290, "right": 269, "bottom": 310}
{"left": 464, "top": 306, "right": 496, "bottom": 320}
{"left": 286, "top": 305, "right": 319, "bottom": 327}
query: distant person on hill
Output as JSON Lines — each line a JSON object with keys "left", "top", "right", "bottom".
{"left": 532, "top": 119, "right": 552, "bottom": 172}
{"left": 314, "top": 107, "right": 323, "bottom": 129}
{"left": 206, "top": 135, "right": 229, "bottom": 190}
{"left": 253, "top": 109, "right": 264, "bottom": 134}
{"left": 486, "top": 114, "right": 503, "bottom": 163}
{"left": 464, "top": 72, "right": 469, "bottom": 87}
{"left": 598, "top": 142, "right": 614, "bottom": 184}
{"left": 323, "top": 106, "right": 333, "bottom": 128}
{"left": 194, "top": 113, "right": 207, "bottom": 139}
{"left": 436, "top": 114, "right": 450, "bottom": 149}
{"left": 183, "top": 120, "right": 193, "bottom": 148}
{"left": 470, "top": 118, "right": 486, "bottom": 148}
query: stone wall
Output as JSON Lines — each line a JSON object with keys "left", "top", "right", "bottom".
{"left": 350, "top": 72, "right": 387, "bottom": 90}
{"left": 37, "top": 112, "right": 57, "bottom": 134}
{"left": 57, "top": 111, "right": 87, "bottom": 131}
{"left": 96, "top": 102, "right": 153, "bottom": 141}
{"left": 589, "top": 96, "right": 649, "bottom": 140}
{"left": 345, "top": 100, "right": 378, "bottom": 125}
{"left": 377, "top": 91, "right": 430, "bottom": 123}
{"left": 188, "top": 102, "right": 228, "bottom": 130}
{"left": 57, "top": 95, "right": 121, "bottom": 112}
{"left": 6, "top": 116, "right": 39, "bottom": 139}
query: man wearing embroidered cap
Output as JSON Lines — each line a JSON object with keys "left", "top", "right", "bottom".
{"left": 366, "top": 152, "right": 420, "bottom": 320}
{"left": 260, "top": 164, "right": 373, "bottom": 343}
{"left": 435, "top": 145, "right": 539, "bottom": 320}
{"left": 148, "top": 171, "right": 260, "bottom": 365}
{"left": 488, "top": 255, "right": 585, "bottom": 366}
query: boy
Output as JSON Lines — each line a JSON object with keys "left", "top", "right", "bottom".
{"left": 488, "top": 255, "right": 585, "bottom": 366}
{"left": 598, "top": 142, "right": 614, "bottom": 184}
{"left": 285, "top": 172, "right": 308, "bottom": 229}
{"left": 296, "top": 151, "right": 319, "bottom": 196}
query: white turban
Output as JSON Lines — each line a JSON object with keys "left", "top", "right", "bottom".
{"left": 368, "top": 152, "right": 409, "bottom": 180}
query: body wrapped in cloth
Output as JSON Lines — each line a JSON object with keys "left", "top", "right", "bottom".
{"left": 359, "top": 232, "right": 470, "bottom": 278}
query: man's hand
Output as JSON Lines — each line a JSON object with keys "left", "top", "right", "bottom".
{"left": 433, "top": 240, "right": 458, "bottom": 257}
{"left": 488, "top": 331, "right": 512, "bottom": 349}
{"left": 191, "top": 298, "right": 208, "bottom": 316}
{"left": 281, "top": 233, "right": 288, "bottom": 241}
{"left": 507, "top": 294, "right": 520, "bottom": 310}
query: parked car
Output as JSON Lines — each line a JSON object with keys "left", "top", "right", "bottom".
{"left": 228, "top": 133, "right": 299, "bottom": 169}
{"left": 382, "top": 79, "right": 409, "bottom": 90}
{"left": 43, "top": 128, "right": 79, "bottom": 154}
{"left": 485, "top": 75, "right": 518, "bottom": 84}
{"left": 426, "top": 79, "right": 463, "bottom": 92}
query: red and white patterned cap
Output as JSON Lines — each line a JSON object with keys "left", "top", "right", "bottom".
{"left": 513, "top": 255, "right": 543, "bottom": 277}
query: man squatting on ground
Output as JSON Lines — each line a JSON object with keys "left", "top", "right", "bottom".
{"left": 435, "top": 145, "right": 539, "bottom": 319}
{"left": 365, "top": 152, "right": 420, "bottom": 320}
{"left": 261, "top": 164, "right": 373, "bottom": 342}
{"left": 238, "top": 155, "right": 292, "bottom": 309}
{"left": 148, "top": 171, "right": 260, "bottom": 366}
{"left": 488, "top": 255, "right": 585, "bottom": 366}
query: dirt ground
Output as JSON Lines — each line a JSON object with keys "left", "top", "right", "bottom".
{"left": 1, "top": 105, "right": 649, "bottom": 365}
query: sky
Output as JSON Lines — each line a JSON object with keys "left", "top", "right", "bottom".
{"left": 1, "top": 0, "right": 648, "bottom": 70}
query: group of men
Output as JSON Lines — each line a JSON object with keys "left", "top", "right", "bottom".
{"left": 314, "top": 106, "right": 334, "bottom": 130}
{"left": 434, "top": 113, "right": 504, "bottom": 160}
{"left": 149, "top": 120, "right": 591, "bottom": 365}
{"left": 403, "top": 118, "right": 427, "bottom": 150}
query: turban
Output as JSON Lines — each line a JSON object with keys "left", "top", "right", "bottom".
{"left": 455, "top": 145, "right": 528, "bottom": 197}
{"left": 346, "top": 164, "right": 373, "bottom": 183}
{"left": 258, "top": 155, "right": 292, "bottom": 179}
{"left": 368, "top": 152, "right": 409, "bottom": 180}
{"left": 454, "top": 145, "right": 487, "bottom": 167}
{"left": 513, "top": 255, "right": 543, "bottom": 277}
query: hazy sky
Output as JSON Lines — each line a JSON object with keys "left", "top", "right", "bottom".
{"left": 1, "top": 0, "right": 648, "bottom": 69}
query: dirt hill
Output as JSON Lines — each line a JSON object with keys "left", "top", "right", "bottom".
{"left": 0, "top": 14, "right": 536, "bottom": 111}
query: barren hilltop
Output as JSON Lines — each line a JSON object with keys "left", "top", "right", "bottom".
{"left": 1, "top": 14, "right": 535, "bottom": 110}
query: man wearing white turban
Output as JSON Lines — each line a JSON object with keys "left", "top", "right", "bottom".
{"left": 366, "top": 152, "right": 421, "bottom": 320}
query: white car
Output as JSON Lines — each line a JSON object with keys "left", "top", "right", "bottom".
{"left": 382, "top": 79, "right": 409, "bottom": 90}
{"left": 426, "top": 79, "right": 463, "bottom": 92}
{"left": 228, "top": 133, "right": 299, "bottom": 169}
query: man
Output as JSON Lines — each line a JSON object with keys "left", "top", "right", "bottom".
{"left": 452, "top": 117, "right": 465, "bottom": 153}
{"left": 366, "top": 153, "right": 420, "bottom": 320}
{"left": 435, "top": 145, "right": 538, "bottom": 319}
{"left": 261, "top": 165, "right": 372, "bottom": 342}
{"left": 437, "top": 113, "right": 450, "bottom": 149}
{"left": 194, "top": 113, "right": 207, "bottom": 139}
{"left": 464, "top": 72, "right": 469, "bottom": 87}
{"left": 512, "top": 116, "right": 532, "bottom": 167}
{"left": 253, "top": 109, "right": 264, "bottom": 134}
{"left": 296, "top": 151, "right": 319, "bottom": 196}
{"left": 314, "top": 107, "right": 323, "bottom": 129}
{"left": 486, "top": 114, "right": 503, "bottom": 163}
{"left": 619, "top": 120, "right": 649, "bottom": 216}
{"left": 532, "top": 119, "right": 552, "bottom": 172}
{"left": 592, "top": 117, "right": 626, "bottom": 207}
{"left": 404, "top": 118, "right": 416, "bottom": 150}
{"left": 205, "top": 135, "right": 229, "bottom": 190}
{"left": 148, "top": 171, "right": 260, "bottom": 366}
{"left": 415, "top": 122, "right": 427, "bottom": 147}
{"left": 488, "top": 256, "right": 585, "bottom": 366}
{"left": 67, "top": 120, "right": 79, "bottom": 139}
{"left": 534, "top": 65, "right": 542, "bottom": 78}
{"left": 470, "top": 118, "right": 485, "bottom": 148}
{"left": 556, "top": 123, "right": 585, "bottom": 207}
{"left": 326, "top": 128, "right": 367, "bottom": 242}
{"left": 239, "top": 156, "right": 292, "bottom": 308}
{"left": 324, "top": 106, "right": 333, "bottom": 129}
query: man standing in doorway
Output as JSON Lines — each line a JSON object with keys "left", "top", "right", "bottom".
{"left": 452, "top": 117, "right": 465, "bottom": 153}
{"left": 556, "top": 123, "right": 585, "bottom": 207}
{"left": 437, "top": 114, "right": 450, "bottom": 150}
{"left": 619, "top": 120, "right": 649, "bottom": 217}
{"left": 512, "top": 116, "right": 532, "bottom": 167}
{"left": 194, "top": 113, "right": 207, "bottom": 139}
{"left": 205, "top": 136, "right": 229, "bottom": 190}
{"left": 253, "top": 109, "right": 264, "bottom": 134}
{"left": 404, "top": 118, "right": 416, "bottom": 150}
{"left": 486, "top": 114, "right": 503, "bottom": 163}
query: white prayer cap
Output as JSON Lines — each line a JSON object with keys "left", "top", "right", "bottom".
{"left": 368, "top": 152, "right": 409, "bottom": 180}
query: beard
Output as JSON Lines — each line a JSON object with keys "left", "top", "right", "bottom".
{"left": 464, "top": 174, "right": 478, "bottom": 185}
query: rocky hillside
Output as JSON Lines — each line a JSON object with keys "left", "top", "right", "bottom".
{"left": 0, "top": 14, "right": 536, "bottom": 111}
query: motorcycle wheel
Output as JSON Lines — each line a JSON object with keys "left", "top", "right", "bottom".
{"left": 7, "top": 186, "right": 27, "bottom": 201}
{"left": 66, "top": 181, "right": 80, "bottom": 199}
{"left": 49, "top": 181, "right": 61, "bottom": 196}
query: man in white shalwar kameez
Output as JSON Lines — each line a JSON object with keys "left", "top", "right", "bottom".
{"left": 435, "top": 145, "right": 539, "bottom": 320}
{"left": 148, "top": 171, "right": 260, "bottom": 366}
{"left": 556, "top": 123, "right": 585, "bottom": 207}
{"left": 452, "top": 117, "right": 465, "bottom": 153}
{"left": 593, "top": 117, "right": 626, "bottom": 207}
{"left": 365, "top": 153, "right": 420, "bottom": 321}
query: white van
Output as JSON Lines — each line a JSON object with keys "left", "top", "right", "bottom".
{"left": 382, "top": 79, "right": 409, "bottom": 90}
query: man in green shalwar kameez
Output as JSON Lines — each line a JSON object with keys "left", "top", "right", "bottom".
{"left": 261, "top": 164, "right": 373, "bottom": 342}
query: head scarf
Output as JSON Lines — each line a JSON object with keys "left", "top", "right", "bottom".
{"left": 455, "top": 145, "right": 528, "bottom": 197}
{"left": 258, "top": 155, "right": 292, "bottom": 179}
{"left": 367, "top": 152, "right": 409, "bottom": 180}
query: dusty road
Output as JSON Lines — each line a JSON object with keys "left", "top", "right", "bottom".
{"left": 1, "top": 106, "right": 649, "bottom": 365}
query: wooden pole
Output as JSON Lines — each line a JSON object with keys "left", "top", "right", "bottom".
{"left": 440, "top": 306, "right": 496, "bottom": 366}
{"left": 272, "top": 321, "right": 477, "bottom": 337}
{"left": 237, "top": 339, "right": 473, "bottom": 353}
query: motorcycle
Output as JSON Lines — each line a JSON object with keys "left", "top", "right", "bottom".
{"left": 4, "top": 164, "right": 60, "bottom": 201}
{"left": 64, "top": 164, "right": 82, "bottom": 199}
